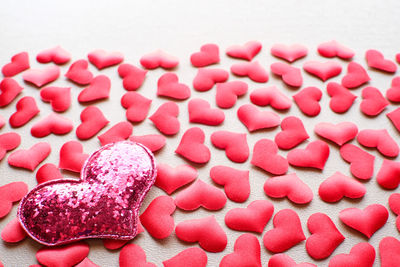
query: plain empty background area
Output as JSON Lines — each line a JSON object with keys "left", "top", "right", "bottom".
{"left": 1, "top": 0, "right": 400, "bottom": 266}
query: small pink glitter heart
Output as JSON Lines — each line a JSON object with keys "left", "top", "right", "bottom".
{"left": 18, "top": 141, "right": 156, "bottom": 246}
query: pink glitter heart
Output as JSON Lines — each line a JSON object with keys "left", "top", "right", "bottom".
{"left": 18, "top": 141, "right": 156, "bottom": 246}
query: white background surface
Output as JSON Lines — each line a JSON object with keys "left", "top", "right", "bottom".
{"left": 1, "top": 0, "right": 400, "bottom": 266}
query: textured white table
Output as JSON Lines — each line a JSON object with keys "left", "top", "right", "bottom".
{"left": 1, "top": 0, "right": 400, "bottom": 266}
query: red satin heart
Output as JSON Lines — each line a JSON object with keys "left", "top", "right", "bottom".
{"left": 224, "top": 200, "right": 274, "bottom": 233}
{"left": 0, "top": 78, "right": 23, "bottom": 107}
{"left": 36, "top": 242, "right": 90, "bottom": 267}
{"left": 341, "top": 62, "right": 370, "bottom": 89}
{"left": 1, "top": 51, "right": 30, "bottom": 77}
{"left": 22, "top": 65, "right": 60, "bottom": 87}
{"left": 210, "top": 165, "right": 250, "bottom": 203}
{"left": 8, "top": 142, "right": 51, "bottom": 171}
{"left": 58, "top": 141, "right": 89, "bottom": 173}
{"left": 118, "top": 63, "right": 147, "bottom": 91}
{"left": 40, "top": 86, "right": 71, "bottom": 112}
{"left": 327, "top": 82, "right": 357, "bottom": 113}
{"left": 379, "top": 236, "right": 400, "bottom": 267}
{"left": 0, "top": 132, "right": 21, "bottom": 160}
{"left": 226, "top": 41, "right": 262, "bottom": 61}
{"left": 303, "top": 61, "right": 342, "bottom": 81}
{"left": 157, "top": 72, "right": 191, "bottom": 100}
{"left": 97, "top": 121, "right": 133, "bottom": 146}
{"left": 211, "top": 130, "right": 249, "bottom": 163}
{"left": 339, "top": 204, "right": 388, "bottom": 238}
{"left": 175, "top": 179, "right": 226, "bottom": 211}
{"left": 270, "top": 43, "right": 308, "bottom": 62}
{"left": 175, "top": 215, "right": 227, "bottom": 252}
{"left": 329, "top": 242, "right": 375, "bottom": 267}
{"left": 87, "top": 49, "right": 124, "bottom": 69}
{"left": 314, "top": 121, "right": 358, "bottom": 146}
{"left": 155, "top": 163, "right": 198, "bottom": 194}
{"left": 140, "top": 50, "right": 179, "bottom": 69}
{"left": 251, "top": 138, "right": 288, "bottom": 175}
{"left": 78, "top": 75, "right": 111, "bottom": 103}
{"left": 216, "top": 81, "right": 248, "bottom": 109}
{"left": 340, "top": 144, "right": 375, "bottom": 180}
{"left": 263, "top": 209, "right": 306, "bottom": 253}
{"left": 317, "top": 40, "right": 355, "bottom": 59}
{"left": 193, "top": 68, "right": 229, "bottom": 91}
{"left": 268, "top": 253, "right": 317, "bottom": 267}
{"left": 140, "top": 195, "right": 175, "bottom": 239}
{"left": 65, "top": 59, "right": 93, "bottom": 85}
{"left": 1, "top": 217, "right": 27, "bottom": 243}
{"left": 387, "top": 107, "right": 400, "bottom": 133}
{"left": 175, "top": 127, "right": 210, "bottom": 164}
{"left": 366, "top": 49, "right": 397, "bottom": 73}
{"left": 237, "top": 104, "right": 280, "bottom": 132}
{"left": 275, "top": 116, "right": 309, "bottom": 150}
{"left": 264, "top": 173, "right": 313, "bottom": 204}
{"left": 188, "top": 98, "right": 225, "bottom": 126}
{"left": 388, "top": 193, "right": 400, "bottom": 231}
{"left": 306, "top": 213, "right": 345, "bottom": 260}
{"left": 293, "top": 86, "right": 322, "bottom": 117}
{"left": 377, "top": 159, "right": 400, "bottom": 189}
{"left": 318, "top": 171, "right": 366, "bottom": 202}
{"left": 0, "top": 182, "right": 28, "bottom": 218}
{"left": 149, "top": 101, "right": 180, "bottom": 135}
{"left": 360, "top": 86, "right": 389, "bottom": 116}
{"left": 230, "top": 61, "right": 269, "bottom": 83}
{"left": 386, "top": 76, "right": 400, "bottom": 102}
{"left": 250, "top": 86, "right": 292, "bottom": 110}
{"left": 37, "top": 46, "right": 71, "bottom": 65}
{"left": 270, "top": 62, "right": 303, "bottom": 87}
{"left": 287, "top": 140, "right": 330, "bottom": 170}
{"left": 191, "top": 43, "right": 220, "bottom": 67}
{"left": 129, "top": 134, "right": 166, "bottom": 153}
{"left": 30, "top": 113, "right": 73, "bottom": 138}
{"left": 76, "top": 106, "right": 109, "bottom": 140}
{"left": 357, "top": 129, "right": 398, "bottom": 157}
{"left": 162, "top": 247, "right": 207, "bottom": 267}
{"left": 121, "top": 91, "right": 152, "bottom": 123}
{"left": 220, "top": 234, "right": 262, "bottom": 267}
{"left": 36, "top": 163, "right": 63, "bottom": 184}
{"left": 9, "top": 96, "right": 40, "bottom": 128}
{"left": 119, "top": 244, "right": 156, "bottom": 267}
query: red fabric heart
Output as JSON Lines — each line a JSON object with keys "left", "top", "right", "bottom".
{"left": 191, "top": 43, "right": 220, "bottom": 67}
{"left": 149, "top": 101, "right": 180, "bottom": 135}
{"left": 58, "top": 141, "right": 89, "bottom": 173}
{"left": 377, "top": 159, "right": 400, "bottom": 189}
{"left": 0, "top": 78, "right": 23, "bottom": 107}
{"left": 224, "top": 200, "right": 274, "bottom": 233}
{"left": 36, "top": 163, "right": 63, "bottom": 184}
{"left": 237, "top": 104, "right": 280, "bottom": 132}
{"left": 9, "top": 96, "right": 40, "bottom": 128}
{"left": 340, "top": 144, "right": 375, "bottom": 180}
{"left": 75, "top": 257, "right": 98, "bottom": 267}
{"left": 118, "top": 63, "right": 147, "bottom": 91}
{"left": 250, "top": 86, "right": 292, "bottom": 110}
{"left": 287, "top": 140, "right": 330, "bottom": 170}
{"left": 40, "top": 86, "right": 71, "bottom": 112}
{"left": 188, "top": 98, "right": 225, "bottom": 126}
{"left": 30, "top": 113, "right": 73, "bottom": 138}
{"left": 119, "top": 244, "right": 156, "bottom": 267}
{"left": 175, "top": 179, "right": 226, "bottom": 211}
{"left": 306, "top": 213, "right": 345, "bottom": 260}
{"left": 97, "top": 121, "right": 133, "bottom": 146}
{"left": 275, "top": 116, "right": 309, "bottom": 150}
{"left": 210, "top": 165, "right": 250, "bottom": 203}
{"left": 0, "top": 115, "right": 4, "bottom": 129}
{"left": 230, "top": 61, "right": 269, "bottom": 83}
{"left": 1, "top": 217, "right": 27, "bottom": 243}
{"left": 78, "top": 75, "right": 111, "bottom": 103}
{"left": 317, "top": 40, "right": 355, "bottom": 59}
{"left": 366, "top": 49, "right": 397, "bottom": 73}
{"left": 314, "top": 121, "right": 358, "bottom": 146}
{"left": 162, "top": 247, "right": 207, "bottom": 267}
{"left": 76, "top": 106, "right": 109, "bottom": 140}
{"left": 87, "top": 49, "right": 124, "bottom": 69}
{"left": 293, "top": 86, "right": 322, "bottom": 117}
{"left": 329, "top": 242, "right": 375, "bottom": 267}
{"left": 175, "top": 127, "right": 210, "bottom": 164}
{"left": 157, "top": 72, "right": 191, "bottom": 100}
{"left": 129, "top": 134, "right": 166, "bottom": 153}
{"left": 8, "top": 142, "right": 51, "bottom": 171}
{"left": 386, "top": 76, "right": 400, "bottom": 102}
{"left": 268, "top": 253, "right": 317, "bottom": 267}
{"left": 0, "top": 132, "right": 21, "bottom": 160}
{"left": 360, "top": 86, "right": 389, "bottom": 116}
{"left": 175, "top": 215, "right": 227, "bottom": 252}
{"left": 341, "top": 62, "right": 370, "bottom": 89}
{"left": 251, "top": 138, "right": 288, "bottom": 175}
{"left": 339, "top": 204, "right": 388, "bottom": 238}
{"left": 193, "top": 68, "right": 229, "bottom": 91}
{"left": 270, "top": 62, "right": 303, "bottom": 87}
{"left": 1, "top": 51, "right": 30, "bottom": 77}
{"left": 140, "top": 195, "right": 175, "bottom": 239}
{"left": 226, "top": 41, "right": 262, "bottom": 61}
{"left": 318, "top": 171, "right": 366, "bottom": 202}
{"left": 103, "top": 221, "right": 144, "bottom": 250}
{"left": 216, "top": 81, "right": 248, "bottom": 109}
{"left": 303, "top": 61, "right": 342, "bottom": 81}
{"left": 387, "top": 107, "right": 400, "bottom": 133}
{"left": 327, "top": 82, "right": 357, "bottom": 113}
{"left": 220, "top": 234, "right": 262, "bottom": 267}
{"left": 121, "top": 91, "right": 152, "bottom": 123}
{"left": 36, "top": 242, "right": 90, "bottom": 267}
{"left": 211, "top": 131, "right": 249, "bottom": 163}
{"left": 140, "top": 50, "right": 179, "bottom": 70}
{"left": 0, "top": 181, "right": 28, "bottom": 218}
{"left": 263, "top": 209, "right": 306, "bottom": 253}
{"left": 22, "top": 65, "right": 60, "bottom": 87}
{"left": 379, "top": 236, "right": 400, "bottom": 267}
{"left": 65, "top": 59, "right": 93, "bottom": 85}
{"left": 155, "top": 163, "right": 198, "bottom": 194}
{"left": 270, "top": 43, "right": 308, "bottom": 62}
{"left": 264, "top": 173, "right": 313, "bottom": 204}
{"left": 357, "top": 129, "right": 398, "bottom": 157}
{"left": 37, "top": 46, "right": 71, "bottom": 65}
{"left": 388, "top": 193, "right": 400, "bottom": 231}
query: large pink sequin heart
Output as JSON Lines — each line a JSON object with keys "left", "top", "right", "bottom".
{"left": 18, "top": 141, "right": 156, "bottom": 246}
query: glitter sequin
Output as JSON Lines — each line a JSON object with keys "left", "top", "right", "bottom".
{"left": 18, "top": 141, "right": 156, "bottom": 246}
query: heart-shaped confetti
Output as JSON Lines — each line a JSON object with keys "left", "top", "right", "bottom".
{"left": 157, "top": 72, "right": 191, "bottom": 100}
{"left": 76, "top": 106, "right": 109, "bottom": 140}
{"left": 78, "top": 75, "right": 111, "bottom": 103}
{"left": 191, "top": 43, "right": 220, "bottom": 67}
{"left": 270, "top": 43, "right": 308, "bottom": 62}
{"left": 230, "top": 61, "right": 269, "bottom": 83}
{"left": 340, "top": 144, "right": 375, "bottom": 180}
{"left": 40, "top": 86, "right": 71, "bottom": 112}
{"left": 270, "top": 62, "right": 303, "bottom": 87}
{"left": 215, "top": 81, "right": 248, "bottom": 109}
{"left": 317, "top": 40, "right": 354, "bottom": 59}
{"left": 0, "top": 182, "right": 28, "bottom": 218}
{"left": 314, "top": 121, "right": 358, "bottom": 146}
{"left": 9, "top": 96, "right": 40, "bottom": 128}
{"left": 155, "top": 163, "right": 198, "bottom": 194}
{"left": 129, "top": 134, "right": 166, "bottom": 152}
{"left": 22, "top": 65, "right": 60, "bottom": 87}
{"left": 36, "top": 242, "right": 90, "bottom": 267}
{"left": 0, "top": 132, "right": 21, "bottom": 161}
{"left": 140, "top": 50, "right": 179, "bottom": 70}
{"left": 8, "top": 142, "right": 51, "bottom": 171}
{"left": 220, "top": 234, "right": 262, "bottom": 267}
{"left": 30, "top": 113, "right": 74, "bottom": 138}
{"left": 328, "top": 242, "right": 375, "bottom": 267}
{"left": 365, "top": 49, "right": 397, "bottom": 73}
{"left": 121, "top": 91, "right": 152, "bottom": 123}
{"left": 87, "top": 49, "right": 124, "bottom": 69}
{"left": 175, "top": 127, "right": 210, "bottom": 164}
{"left": 341, "top": 62, "right": 370, "bottom": 89}
{"left": 210, "top": 131, "right": 249, "bottom": 163}
{"left": 193, "top": 68, "right": 229, "bottom": 91}
{"left": 357, "top": 129, "right": 399, "bottom": 157}
{"left": 250, "top": 86, "right": 292, "bottom": 110}
{"left": 377, "top": 159, "right": 400, "bottom": 189}
{"left": 275, "top": 116, "right": 309, "bottom": 150}
{"left": 58, "top": 141, "right": 89, "bottom": 173}
{"left": 237, "top": 104, "right": 280, "bottom": 132}
{"left": 386, "top": 76, "right": 400, "bottom": 102}
{"left": 287, "top": 140, "right": 330, "bottom": 170}
{"left": 0, "top": 78, "right": 23, "bottom": 107}
{"left": 162, "top": 247, "right": 207, "bottom": 267}
{"left": 37, "top": 46, "right": 71, "bottom": 65}
{"left": 117, "top": 63, "right": 147, "bottom": 91}
{"left": 65, "top": 59, "right": 93, "bottom": 85}
{"left": 149, "top": 101, "right": 180, "bottom": 135}
{"left": 292, "top": 86, "right": 322, "bottom": 117}
{"left": 326, "top": 82, "right": 357, "bottom": 113}
{"left": 360, "top": 86, "right": 389, "bottom": 116}
{"left": 188, "top": 98, "right": 225, "bottom": 126}
{"left": 379, "top": 236, "right": 400, "bottom": 267}
{"left": 268, "top": 253, "right": 317, "bottom": 267}
{"left": 119, "top": 244, "right": 156, "bottom": 267}
{"left": 251, "top": 138, "right": 288, "bottom": 175}
{"left": 1, "top": 51, "right": 30, "bottom": 77}
{"left": 97, "top": 121, "right": 133, "bottom": 146}
{"left": 303, "top": 61, "right": 342, "bottom": 81}
{"left": 226, "top": 41, "right": 262, "bottom": 61}
{"left": 1, "top": 217, "right": 27, "bottom": 243}
{"left": 36, "top": 163, "right": 63, "bottom": 184}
